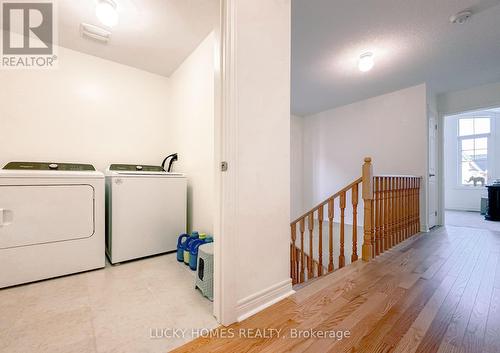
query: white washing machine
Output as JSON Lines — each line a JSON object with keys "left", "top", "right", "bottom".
{"left": 105, "top": 164, "right": 187, "bottom": 264}
{"left": 0, "top": 162, "right": 105, "bottom": 288}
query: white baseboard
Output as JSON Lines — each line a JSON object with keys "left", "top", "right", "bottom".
{"left": 445, "top": 207, "right": 481, "bottom": 212}
{"left": 236, "top": 278, "right": 294, "bottom": 322}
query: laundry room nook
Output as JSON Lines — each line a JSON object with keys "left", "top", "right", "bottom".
{"left": 0, "top": 1, "right": 220, "bottom": 352}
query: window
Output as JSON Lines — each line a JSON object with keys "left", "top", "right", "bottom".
{"left": 458, "top": 117, "right": 490, "bottom": 186}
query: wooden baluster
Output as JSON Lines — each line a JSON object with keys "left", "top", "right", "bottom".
{"left": 299, "top": 218, "right": 305, "bottom": 283}
{"left": 415, "top": 177, "right": 420, "bottom": 234}
{"left": 409, "top": 178, "right": 415, "bottom": 236}
{"left": 373, "top": 177, "right": 378, "bottom": 256}
{"left": 412, "top": 178, "right": 416, "bottom": 235}
{"left": 317, "top": 206, "right": 324, "bottom": 276}
{"left": 400, "top": 178, "right": 404, "bottom": 241}
{"left": 296, "top": 248, "right": 300, "bottom": 280}
{"left": 308, "top": 213, "right": 314, "bottom": 280}
{"left": 417, "top": 178, "right": 421, "bottom": 232}
{"left": 407, "top": 178, "right": 411, "bottom": 238}
{"left": 351, "top": 184, "right": 359, "bottom": 262}
{"left": 406, "top": 178, "right": 410, "bottom": 238}
{"left": 401, "top": 177, "right": 406, "bottom": 240}
{"left": 400, "top": 178, "right": 404, "bottom": 240}
{"left": 304, "top": 252, "right": 308, "bottom": 278}
{"left": 386, "top": 177, "right": 392, "bottom": 248}
{"left": 339, "top": 192, "right": 346, "bottom": 268}
{"left": 375, "top": 177, "right": 381, "bottom": 256}
{"left": 383, "top": 177, "right": 389, "bottom": 251}
{"left": 393, "top": 178, "right": 398, "bottom": 244}
{"left": 413, "top": 178, "right": 417, "bottom": 234}
{"left": 362, "top": 157, "right": 374, "bottom": 262}
{"left": 373, "top": 178, "right": 378, "bottom": 256}
{"left": 396, "top": 178, "right": 401, "bottom": 244}
{"left": 390, "top": 177, "right": 395, "bottom": 247}
{"left": 403, "top": 178, "right": 406, "bottom": 239}
{"left": 391, "top": 178, "right": 395, "bottom": 245}
{"left": 291, "top": 223, "right": 297, "bottom": 284}
{"left": 328, "top": 199, "right": 334, "bottom": 272}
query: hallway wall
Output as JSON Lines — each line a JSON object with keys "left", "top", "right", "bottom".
{"left": 297, "top": 84, "right": 428, "bottom": 228}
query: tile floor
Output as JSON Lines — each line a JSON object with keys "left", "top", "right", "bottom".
{"left": 0, "top": 253, "right": 218, "bottom": 353}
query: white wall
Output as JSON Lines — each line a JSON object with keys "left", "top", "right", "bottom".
{"left": 298, "top": 84, "right": 428, "bottom": 228}
{"left": 438, "top": 81, "right": 500, "bottom": 116}
{"left": 0, "top": 36, "right": 217, "bottom": 235}
{"left": 444, "top": 112, "right": 500, "bottom": 211}
{"left": 291, "top": 115, "right": 304, "bottom": 219}
{"left": 169, "top": 33, "right": 216, "bottom": 234}
{"left": 0, "top": 46, "right": 172, "bottom": 171}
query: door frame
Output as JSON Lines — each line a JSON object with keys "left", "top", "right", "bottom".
{"left": 428, "top": 109, "right": 438, "bottom": 228}
{"left": 437, "top": 103, "right": 500, "bottom": 226}
{"left": 213, "top": 0, "right": 239, "bottom": 326}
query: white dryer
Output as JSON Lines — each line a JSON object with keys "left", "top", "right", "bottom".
{"left": 105, "top": 164, "right": 187, "bottom": 264}
{"left": 0, "top": 162, "right": 105, "bottom": 288}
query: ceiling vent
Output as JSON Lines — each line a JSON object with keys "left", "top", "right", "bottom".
{"left": 450, "top": 10, "right": 473, "bottom": 24}
{"left": 80, "top": 23, "right": 111, "bottom": 43}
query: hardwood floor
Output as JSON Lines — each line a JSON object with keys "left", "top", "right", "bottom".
{"left": 173, "top": 225, "right": 500, "bottom": 353}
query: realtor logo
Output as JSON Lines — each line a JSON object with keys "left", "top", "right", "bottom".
{"left": 1, "top": 1, "right": 57, "bottom": 68}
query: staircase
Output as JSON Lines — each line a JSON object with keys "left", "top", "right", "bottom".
{"left": 290, "top": 157, "right": 422, "bottom": 285}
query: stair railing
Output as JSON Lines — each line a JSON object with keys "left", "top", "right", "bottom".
{"left": 290, "top": 157, "right": 421, "bottom": 285}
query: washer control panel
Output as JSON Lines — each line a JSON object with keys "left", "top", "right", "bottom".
{"left": 109, "top": 164, "right": 165, "bottom": 172}
{"left": 3, "top": 162, "right": 96, "bottom": 171}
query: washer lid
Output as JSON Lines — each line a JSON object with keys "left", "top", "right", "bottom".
{"left": 3, "top": 162, "right": 95, "bottom": 171}
{"left": 109, "top": 164, "right": 164, "bottom": 172}
{"left": 106, "top": 164, "right": 184, "bottom": 177}
{"left": 0, "top": 162, "right": 103, "bottom": 178}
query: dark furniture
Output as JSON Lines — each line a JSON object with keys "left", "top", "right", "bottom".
{"left": 486, "top": 183, "right": 500, "bottom": 221}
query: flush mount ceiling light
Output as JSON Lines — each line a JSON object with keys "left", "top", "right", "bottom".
{"left": 358, "top": 52, "right": 374, "bottom": 72}
{"left": 96, "top": 0, "right": 119, "bottom": 27}
{"left": 450, "top": 10, "right": 473, "bottom": 24}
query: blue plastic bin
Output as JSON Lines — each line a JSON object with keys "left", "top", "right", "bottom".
{"left": 183, "top": 232, "right": 199, "bottom": 264}
{"left": 177, "top": 231, "right": 198, "bottom": 262}
{"left": 189, "top": 237, "right": 213, "bottom": 270}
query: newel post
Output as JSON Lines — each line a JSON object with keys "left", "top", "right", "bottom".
{"left": 362, "top": 157, "right": 374, "bottom": 262}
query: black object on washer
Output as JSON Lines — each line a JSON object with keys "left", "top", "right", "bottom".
{"left": 486, "top": 181, "right": 500, "bottom": 221}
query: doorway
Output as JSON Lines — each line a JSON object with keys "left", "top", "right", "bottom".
{"left": 443, "top": 107, "right": 500, "bottom": 230}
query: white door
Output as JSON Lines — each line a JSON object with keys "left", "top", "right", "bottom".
{"left": 428, "top": 112, "right": 438, "bottom": 228}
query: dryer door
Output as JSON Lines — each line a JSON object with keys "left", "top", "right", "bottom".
{"left": 0, "top": 184, "right": 95, "bottom": 249}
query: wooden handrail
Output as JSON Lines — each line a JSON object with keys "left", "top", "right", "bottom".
{"left": 291, "top": 177, "right": 362, "bottom": 225}
{"left": 290, "top": 157, "right": 422, "bottom": 285}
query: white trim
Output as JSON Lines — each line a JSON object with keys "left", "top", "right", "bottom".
{"left": 446, "top": 207, "right": 481, "bottom": 212}
{"left": 236, "top": 279, "right": 295, "bottom": 322}
{"left": 214, "top": 0, "right": 239, "bottom": 326}
{"left": 212, "top": 0, "right": 223, "bottom": 323}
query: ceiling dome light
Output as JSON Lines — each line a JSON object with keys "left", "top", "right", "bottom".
{"left": 96, "top": 0, "right": 118, "bottom": 28}
{"left": 358, "top": 52, "right": 374, "bottom": 72}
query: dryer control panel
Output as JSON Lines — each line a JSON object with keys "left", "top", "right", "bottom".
{"left": 3, "top": 162, "right": 96, "bottom": 171}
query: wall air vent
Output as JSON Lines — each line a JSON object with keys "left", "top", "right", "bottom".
{"left": 81, "top": 23, "right": 111, "bottom": 43}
